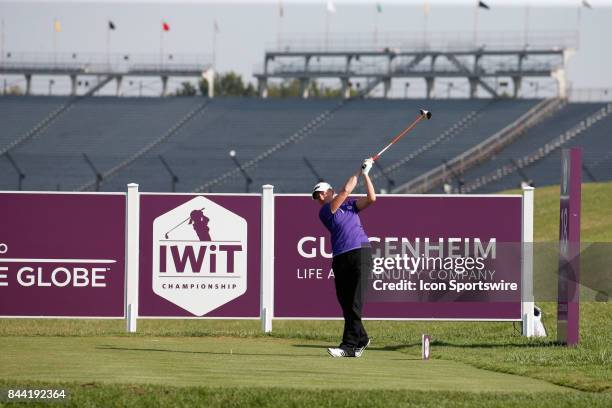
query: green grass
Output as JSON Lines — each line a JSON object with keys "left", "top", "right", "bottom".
{"left": 502, "top": 181, "right": 612, "bottom": 242}
{"left": 1, "top": 381, "right": 611, "bottom": 408}
{"left": 1, "top": 331, "right": 608, "bottom": 407}
{"left": 503, "top": 183, "right": 612, "bottom": 302}
{"left": 1, "top": 304, "right": 610, "bottom": 394}
{"left": 0, "top": 336, "right": 565, "bottom": 392}
{"left": 1, "top": 182, "right": 611, "bottom": 406}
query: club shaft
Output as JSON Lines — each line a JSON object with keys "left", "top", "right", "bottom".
{"left": 164, "top": 207, "right": 205, "bottom": 237}
{"left": 372, "top": 114, "right": 424, "bottom": 161}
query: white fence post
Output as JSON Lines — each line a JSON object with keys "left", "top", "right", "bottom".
{"left": 260, "top": 184, "right": 275, "bottom": 333}
{"left": 521, "top": 186, "right": 535, "bottom": 337}
{"left": 125, "top": 183, "right": 140, "bottom": 333}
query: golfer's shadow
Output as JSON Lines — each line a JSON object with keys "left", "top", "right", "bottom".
{"left": 96, "top": 345, "right": 325, "bottom": 358}
{"left": 292, "top": 343, "right": 421, "bottom": 353}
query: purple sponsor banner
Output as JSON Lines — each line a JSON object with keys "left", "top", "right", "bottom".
{"left": 557, "top": 148, "right": 581, "bottom": 345}
{"left": 0, "top": 193, "right": 125, "bottom": 317}
{"left": 275, "top": 195, "right": 522, "bottom": 320}
{"left": 138, "top": 194, "right": 260, "bottom": 318}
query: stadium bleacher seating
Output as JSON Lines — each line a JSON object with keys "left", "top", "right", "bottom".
{"left": 0, "top": 96, "right": 69, "bottom": 149}
{"left": 0, "top": 96, "right": 610, "bottom": 193}
{"left": 463, "top": 104, "right": 612, "bottom": 193}
{"left": 102, "top": 98, "right": 341, "bottom": 192}
{"left": 1, "top": 97, "right": 205, "bottom": 190}
{"left": 384, "top": 99, "right": 539, "bottom": 190}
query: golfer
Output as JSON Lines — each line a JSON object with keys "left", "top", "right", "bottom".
{"left": 312, "top": 158, "right": 376, "bottom": 358}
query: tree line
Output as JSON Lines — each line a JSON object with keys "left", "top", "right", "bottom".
{"left": 175, "top": 72, "right": 357, "bottom": 98}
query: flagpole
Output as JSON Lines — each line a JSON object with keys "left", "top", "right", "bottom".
{"left": 106, "top": 19, "right": 110, "bottom": 69}
{"left": 1, "top": 18, "right": 5, "bottom": 67}
{"left": 473, "top": 3, "right": 478, "bottom": 49}
{"left": 277, "top": 0, "right": 282, "bottom": 50}
{"left": 524, "top": 1, "right": 530, "bottom": 48}
{"left": 325, "top": 9, "right": 330, "bottom": 51}
{"left": 424, "top": 1, "right": 429, "bottom": 50}
{"left": 53, "top": 18, "right": 58, "bottom": 66}
{"left": 212, "top": 21, "right": 217, "bottom": 70}
{"left": 576, "top": 3, "right": 581, "bottom": 50}
{"left": 374, "top": 8, "right": 378, "bottom": 47}
{"left": 160, "top": 20, "right": 163, "bottom": 67}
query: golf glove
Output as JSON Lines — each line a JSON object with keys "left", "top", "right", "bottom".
{"left": 361, "top": 158, "right": 373, "bottom": 176}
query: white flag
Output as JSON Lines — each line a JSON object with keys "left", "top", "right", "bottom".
{"left": 327, "top": 1, "right": 336, "bottom": 13}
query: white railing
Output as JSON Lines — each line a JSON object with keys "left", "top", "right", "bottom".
{"left": 0, "top": 52, "right": 212, "bottom": 74}
{"left": 568, "top": 88, "right": 612, "bottom": 102}
{"left": 269, "top": 30, "right": 577, "bottom": 53}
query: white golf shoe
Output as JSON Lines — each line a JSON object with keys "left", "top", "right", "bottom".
{"left": 327, "top": 345, "right": 357, "bottom": 358}
{"left": 355, "top": 338, "right": 371, "bottom": 357}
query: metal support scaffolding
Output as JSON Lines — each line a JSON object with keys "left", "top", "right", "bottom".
{"left": 255, "top": 42, "right": 570, "bottom": 99}
{"left": 24, "top": 74, "right": 31, "bottom": 95}
{"left": 160, "top": 76, "right": 168, "bottom": 97}
{"left": 0, "top": 52, "right": 212, "bottom": 96}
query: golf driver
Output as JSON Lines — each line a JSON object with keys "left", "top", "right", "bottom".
{"left": 369, "top": 109, "right": 432, "bottom": 162}
{"left": 164, "top": 207, "right": 205, "bottom": 239}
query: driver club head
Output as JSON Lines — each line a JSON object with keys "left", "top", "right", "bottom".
{"left": 419, "top": 109, "right": 432, "bottom": 120}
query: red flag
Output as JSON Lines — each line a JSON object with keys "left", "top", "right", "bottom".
{"left": 162, "top": 21, "right": 170, "bottom": 31}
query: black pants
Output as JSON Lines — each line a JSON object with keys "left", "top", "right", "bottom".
{"left": 331, "top": 247, "right": 371, "bottom": 348}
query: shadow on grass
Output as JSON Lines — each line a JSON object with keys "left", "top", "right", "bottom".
{"left": 388, "top": 358, "right": 425, "bottom": 361}
{"left": 96, "top": 345, "right": 326, "bottom": 358}
{"left": 292, "top": 343, "right": 420, "bottom": 352}
{"left": 430, "top": 340, "right": 563, "bottom": 349}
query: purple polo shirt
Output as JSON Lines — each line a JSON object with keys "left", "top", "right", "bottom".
{"left": 319, "top": 198, "right": 370, "bottom": 257}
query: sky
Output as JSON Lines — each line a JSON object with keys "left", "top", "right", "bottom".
{"left": 0, "top": 0, "right": 610, "bottom": 97}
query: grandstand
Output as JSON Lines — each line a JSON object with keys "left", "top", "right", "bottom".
{"left": 0, "top": 95, "right": 610, "bottom": 194}
{"left": 2, "top": 24, "right": 607, "bottom": 195}
{"left": 456, "top": 102, "right": 612, "bottom": 193}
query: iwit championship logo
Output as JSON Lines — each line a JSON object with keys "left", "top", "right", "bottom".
{"left": 152, "top": 196, "right": 247, "bottom": 316}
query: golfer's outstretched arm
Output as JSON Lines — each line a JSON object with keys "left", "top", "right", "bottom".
{"left": 330, "top": 170, "right": 360, "bottom": 213}
{"left": 356, "top": 172, "right": 376, "bottom": 211}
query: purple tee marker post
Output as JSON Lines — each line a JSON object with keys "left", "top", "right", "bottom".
{"left": 557, "top": 148, "right": 582, "bottom": 346}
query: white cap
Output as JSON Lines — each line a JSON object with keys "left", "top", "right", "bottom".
{"left": 311, "top": 182, "right": 333, "bottom": 199}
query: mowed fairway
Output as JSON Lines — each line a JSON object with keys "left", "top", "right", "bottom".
{"left": 0, "top": 336, "right": 565, "bottom": 392}
{"left": 0, "top": 183, "right": 610, "bottom": 406}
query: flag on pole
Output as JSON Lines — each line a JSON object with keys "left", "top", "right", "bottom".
{"left": 108, "top": 20, "right": 116, "bottom": 30}
{"left": 279, "top": 0, "right": 284, "bottom": 17}
{"left": 478, "top": 1, "right": 490, "bottom": 10}
{"left": 376, "top": 2, "right": 382, "bottom": 13}
{"left": 424, "top": 0, "right": 430, "bottom": 17}
{"left": 54, "top": 19, "right": 62, "bottom": 33}
{"left": 162, "top": 21, "right": 170, "bottom": 32}
{"left": 327, "top": 1, "right": 336, "bottom": 13}
{"left": 582, "top": 0, "right": 592, "bottom": 8}
{"left": 214, "top": 19, "right": 219, "bottom": 33}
